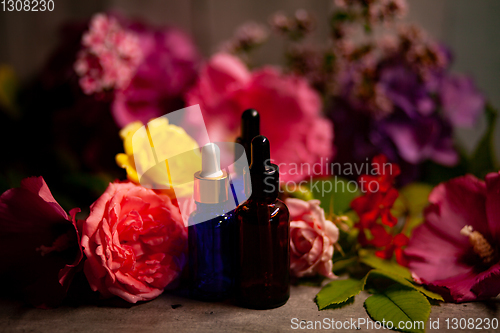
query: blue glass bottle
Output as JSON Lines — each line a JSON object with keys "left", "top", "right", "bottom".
{"left": 188, "top": 143, "right": 236, "bottom": 301}
{"left": 188, "top": 202, "right": 235, "bottom": 301}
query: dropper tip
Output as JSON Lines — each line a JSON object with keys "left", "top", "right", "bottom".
{"left": 241, "top": 109, "right": 260, "bottom": 140}
{"left": 200, "top": 143, "right": 223, "bottom": 178}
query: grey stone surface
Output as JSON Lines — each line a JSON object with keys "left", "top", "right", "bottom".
{"left": 0, "top": 285, "right": 498, "bottom": 333}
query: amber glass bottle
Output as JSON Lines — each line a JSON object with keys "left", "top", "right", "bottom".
{"left": 235, "top": 135, "right": 290, "bottom": 309}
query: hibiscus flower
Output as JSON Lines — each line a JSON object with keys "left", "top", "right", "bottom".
{"left": 405, "top": 172, "right": 500, "bottom": 302}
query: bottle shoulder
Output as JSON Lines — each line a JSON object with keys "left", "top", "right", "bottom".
{"left": 274, "top": 198, "right": 289, "bottom": 215}
{"left": 189, "top": 202, "right": 235, "bottom": 225}
{"left": 235, "top": 198, "right": 289, "bottom": 223}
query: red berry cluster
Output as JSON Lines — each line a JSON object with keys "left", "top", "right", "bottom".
{"left": 350, "top": 155, "right": 409, "bottom": 265}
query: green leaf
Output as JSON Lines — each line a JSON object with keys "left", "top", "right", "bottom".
{"left": 309, "top": 176, "right": 360, "bottom": 214}
{"left": 400, "top": 183, "right": 433, "bottom": 216}
{"left": 315, "top": 278, "right": 366, "bottom": 310}
{"left": 322, "top": 296, "right": 355, "bottom": 310}
{"left": 364, "top": 285, "right": 431, "bottom": 333}
{"left": 282, "top": 184, "right": 315, "bottom": 201}
{"left": 412, "top": 285, "right": 444, "bottom": 302}
{"left": 332, "top": 256, "right": 358, "bottom": 274}
{"left": 359, "top": 251, "right": 412, "bottom": 280}
{"left": 366, "top": 269, "right": 443, "bottom": 302}
{"left": 468, "top": 105, "right": 498, "bottom": 178}
{"left": 403, "top": 216, "right": 424, "bottom": 237}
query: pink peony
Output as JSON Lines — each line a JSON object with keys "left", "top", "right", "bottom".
{"left": 286, "top": 198, "right": 339, "bottom": 279}
{"left": 0, "top": 177, "right": 82, "bottom": 308}
{"left": 186, "top": 52, "right": 334, "bottom": 183}
{"left": 405, "top": 173, "right": 500, "bottom": 302}
{"left": 81, "top": 181, "right": 187, "bottom": 303}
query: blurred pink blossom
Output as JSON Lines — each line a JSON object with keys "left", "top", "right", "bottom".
{"left": 74, "top": 13, "right": 200, "bottom": 128}
{"left": 74, "top": 14, "right": 143, "bottom": 94}
{"left": 111, "top": 26, "right": 200, "bottom": 127}
{"left": 186, "top": 53, "right": 334, "bottom": 182}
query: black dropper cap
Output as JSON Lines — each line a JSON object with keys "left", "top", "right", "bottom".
{"left": 249, "top": 135, "right": 279, "bottom": 200}
{"left": 236, "top": 109, "right": 260, "bottom": 165}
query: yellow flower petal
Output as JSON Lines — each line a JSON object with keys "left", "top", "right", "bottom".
{"left": 115, "top": 118, "right": 201, "bottom": 198}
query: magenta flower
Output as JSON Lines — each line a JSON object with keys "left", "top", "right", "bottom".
{"left": 405, "top": 173, "right": 500, "bottom": 302}
{"left": 111, "top": 23, "right": 200, "bottom": 127}
{"left": 186, "top": 52, "right": 334, "bottom": 183}
{"left": 0, "top": 177, "right": 83, "bottom": 308}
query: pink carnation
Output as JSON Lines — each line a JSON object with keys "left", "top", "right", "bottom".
{"left": 186, "top": 53, "right": 334, "bottom": 182}
{"left": 74, "top": 13, "right": 200, "bottom": 127}
{"left": 81, "top": 181, "right": 187, "bottom": 303}
{"left": 405, "top": 173, "right": 500, "bottom": 302}
{"left": 286, "top": 198, "right": 339, "bottom": 279}
{"left": 74, "top": 13, "right": 143, "bottom": 94}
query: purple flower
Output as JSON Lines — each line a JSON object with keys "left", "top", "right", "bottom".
{"left": 441, "top": 75, "right": 485, "bottom": 127}
{"left": 405, "top": 173, "right": 500, "bottom": 302}
{"left": 378, "top": 112, "right": 458, "bottom": 166}
{"left": 378, "top": 62, "right": 435, "bottom": 117}
{"left": 330, "top": 48, "right": 485, "bottom": 184}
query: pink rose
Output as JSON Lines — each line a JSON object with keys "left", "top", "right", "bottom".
{"left": 186, "top": 52, "right": 334, "bottom": 183}
{"left": 286, "top": 198, "right": 339, "bottom": 279}
{"left": 81, "top": 181, "right": 187, "bottom": 303}
{"left": 0, "top": 177, "right": 82, "bottom": 308}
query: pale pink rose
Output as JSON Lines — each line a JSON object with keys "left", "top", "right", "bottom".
{"left": 186, "top": 53, "right": 334, "bottom": 182}
{"left": 81, "top": 181, "right": 187, "bottom": 303}
{"left": 286, "top": 198, "right": 339, "bottom": 279}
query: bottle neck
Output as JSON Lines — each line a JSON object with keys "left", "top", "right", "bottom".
{"left": 249, "top": 193, "right": 278, "bottom": 204}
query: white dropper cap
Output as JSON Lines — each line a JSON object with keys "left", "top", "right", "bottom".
{"left": 199, "top": 143, "right": 224, "bottom": 178}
